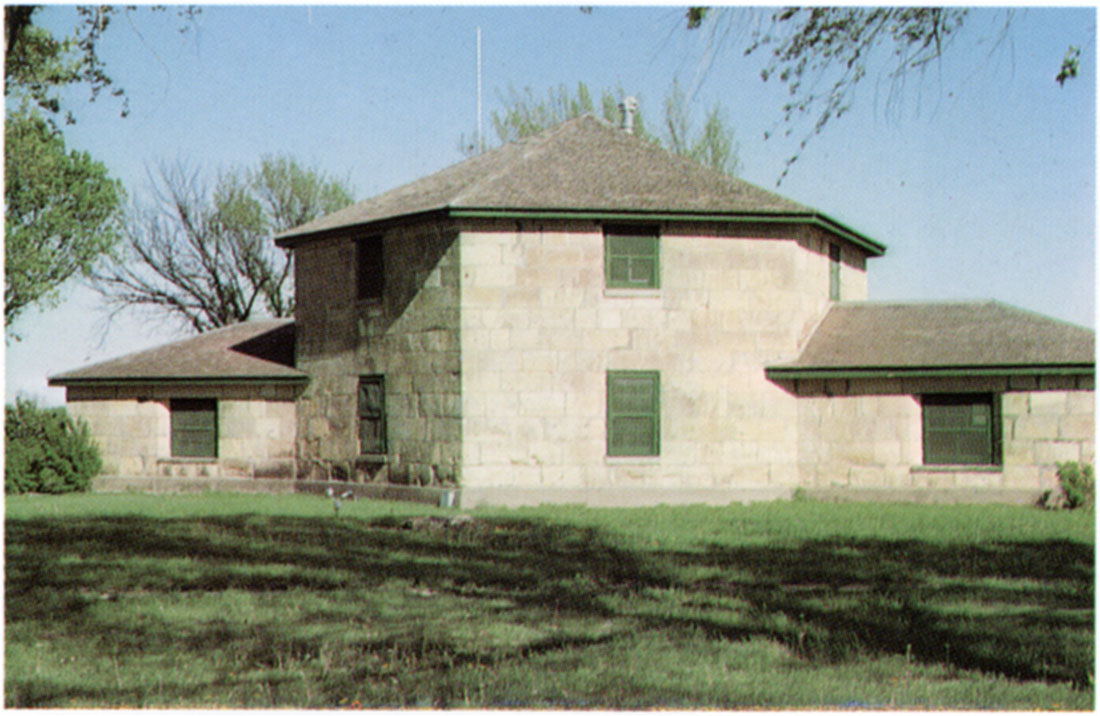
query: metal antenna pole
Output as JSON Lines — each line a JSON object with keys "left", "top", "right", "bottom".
{"left": 477, "top": 26, "right": 483, "bottom": 154}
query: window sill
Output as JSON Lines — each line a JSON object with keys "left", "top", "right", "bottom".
{"left": 158, "top": 457, "right": 218, "bottom": 464}
{"left": 605, "top": 456, "right": 660, "bottom": 465}
{"left": 911, "top": 465, "right": 1002, "bottom": 473}
{"left": 356, "top": 454, "right": 389, "bottom": 465}
{"left": 357, "top": 297, "right": 384, "bottom": 310}
{"left": 603, "top": 288, "right": 661, "bottom": 299}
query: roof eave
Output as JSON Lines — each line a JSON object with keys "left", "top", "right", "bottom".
{"left": 274, "top": 208, "right": 452, "bottom": 248}
{"left": 276, "top": 206, "right": 886, "bottom": 256}
{"left": 764, "top": 364, "right": 1095, "bottom": 381}
{"left": 48, "top": 374, "right": 310, "bottom": 388}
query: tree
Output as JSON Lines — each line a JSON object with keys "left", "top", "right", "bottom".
{"left": 93, "top": 156, "right": 354, "bottom": 333}
{"left": 662, "top": 78, "right": 741, "bottom": 177}
{"left": 470, "top": 81, "right": 740, "bottom": 176}
{"left": 4, "top": 5, "right": 198, "bottom": 339}
{"left": 684, "top": 7, "right": 1072, "bottom": 184}
{"left": 486, "top": 82, "right": 656, "bottom": 146}
{"left": 5, "top": 5, "right": 199, "bottom": 124}
{"left": 5, "top": 398, "right": 101, "bottom": 495}
{"left": 4, "top": 112, "right": 125, "bottom": 336}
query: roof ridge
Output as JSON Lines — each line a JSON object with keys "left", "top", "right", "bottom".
{"left": 452, "top": 116, "right": 612, "bottom": 206}
{"left": 835, "top": 298, "right": 1000, "bottom": 306}
{"left": 276, "top": 114, "right": 875, "bottom": 248}
{"left": 580, "top": 114, "right": 818, "bottom": 213}
{"left": 832, "top": 299, "right": 1093, "bottom": 331}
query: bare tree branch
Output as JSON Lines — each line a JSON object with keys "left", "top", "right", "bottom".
{"left": 92, "top": 155, "right": 354, "bottom": 333}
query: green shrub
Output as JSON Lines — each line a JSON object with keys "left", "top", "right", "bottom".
{"left": 1055, "top": 461, "right": 1094, "bottom": 510}
{"left": 5, "top": 398, "right": 101, "bottom": 494}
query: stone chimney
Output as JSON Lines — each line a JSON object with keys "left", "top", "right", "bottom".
{"left": 619, "top": 96, "right": 639, "bottom": 134}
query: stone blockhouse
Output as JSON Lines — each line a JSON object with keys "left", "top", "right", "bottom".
{"left": 50, "top": 115, "right": 1095, "bottom": 505}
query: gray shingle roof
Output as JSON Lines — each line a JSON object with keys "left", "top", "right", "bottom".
{"left": 769, "top": 301, "right": 1095, "bottom": 375}
{"left": 276, "top": 115, "right": 883, "bottom": 253}
{"left": 48, "top": 320, "right": 305, "bottom": 384}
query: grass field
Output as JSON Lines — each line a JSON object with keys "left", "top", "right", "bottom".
{"left": 5, "top": 492, "right": 1094, "bottom": 709}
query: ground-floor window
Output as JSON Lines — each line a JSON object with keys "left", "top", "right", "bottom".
{"left": 359, "top": 375, "right": 386, "bottom": 455}
{"left": 607, "top": 370, "right": 660, "bottom": 457}
{"left": 170, "top": 398, "right": 218, "bottom": 458}
{"left": 921, "top": 393, "right": 1000, "bottom": 465}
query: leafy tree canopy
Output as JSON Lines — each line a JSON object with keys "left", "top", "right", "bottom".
{"left": 469, "top": 80, "right": 741, "bottom": 177}
{"left": 4, "top": 5, "right": 197, "bottom": 339}
{"left": 4, "top": 112, "right": 125, "bottom": 336}
{"left": 682, "top": 7, "right": 1088, "bottom": 183}
{"left": 4, "top": 5, "right": 199, "bottom": 124}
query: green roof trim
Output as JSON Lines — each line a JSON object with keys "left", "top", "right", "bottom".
{"left": 448, "top": 208, "right": 886, "bottom": 256}
{"left": 277, "top": 206, "right": 886, "bottom": 257}
{"left": 764, "top": 364, "right": 1095, "bottom": 381}
{"left": 49, "top": 375, "right": 310, "bottom": 387}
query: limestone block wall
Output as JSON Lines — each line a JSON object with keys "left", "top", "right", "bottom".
{"left": 790, "top": 376, "right": 1094, "bottom": 491}
{"left": 458, "top": 218, "right": 872, "bottom": 492}
{"left": 67, "top": 393, "right": 166, "bottom": 476}
{"left": 796, "top": 393, "right": 923, "bottom": 488}
{"left": 294, "top": 222, "right": 462, "bottom": 484}
{"left": 1002, "top": 390, "right": 1095, "bottom": 488}
{"left": 219, "top": 399, "right": 298, "bottom": 478}
{"left": 65, "top": 383, "right": 299, "bottom": 478}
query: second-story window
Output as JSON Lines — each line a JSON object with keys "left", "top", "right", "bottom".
{"left": 358, "top": 235, "right": 384, "bottom": 301}
{"left": 829, "top": 243, "right": 841, "bottom": 301}
{"left": 605, "top": 225, "right": 659, "bottom": 289}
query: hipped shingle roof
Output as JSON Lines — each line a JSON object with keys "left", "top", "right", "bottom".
{"left": 276, "top": 115, "right": 884, "bottom": 254}
{"left": 48, "top": 320, "right": 305, "bottom": 385}
{"left": 769, "top": 301, "right": 1095, "bottom": 377}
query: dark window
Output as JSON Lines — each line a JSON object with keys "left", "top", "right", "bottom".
{"left": 605, "top": 226, "right": 659, "bottom": 289}
{"left": 607, "top": 371, "right": 660, "bottom": 456}
{"left": 359, "top": 375, "right": 386, "bottom": 454}
{"left": 922, "top": 394, "right": 1000, "bottom": 465}
{"left": 170, "top": 399, "right": 217, "bottom": 458}
{"left": 829, "top": 243, "right": 841, "bottom": 301}
{"left": 357, "top": 236, "right": 384, "bottom": 300}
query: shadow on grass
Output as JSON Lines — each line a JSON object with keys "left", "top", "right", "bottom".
{"left": 5, "top": 511, "right": 1094, "bottom": 706}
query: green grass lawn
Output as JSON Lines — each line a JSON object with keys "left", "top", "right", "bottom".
{"left": 5, "top": 492, "right": 1094, "bottom": 709}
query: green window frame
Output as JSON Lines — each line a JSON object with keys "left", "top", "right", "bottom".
{"left": 829, "top": 243, "right": 841, "bottom": 301}
{"left": 605, "top": 226, "right": 659, "bottom": 289}
{"left": 607, "top": 371, "right": 660, "bottom": 457}
{"left": 357, "top": 235, "right": 384, "bottom": 300}
{"left": 358, "top": 375, "right": 386, "bottom": 455}
{"left": 922, "top": 394, "right": 1001, "bottom": 466}
{"left": 170, "top": 398, "right": 217, "bottom": 458}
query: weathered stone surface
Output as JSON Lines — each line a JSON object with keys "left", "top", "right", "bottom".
{"left": 1058, "top": 413, "right": 1094, "bottom": 441}
{"left": 294, "top": 222, "right": 463, "bottom": 487}
{"left": 456, "top": 221, "right": 861, "bottom": 491}
{"left": 1029, "top": 391, "right": 1068, "bottom": 415}
{"left": 1001, "top": 392, "right": 1030, "bottom": 417}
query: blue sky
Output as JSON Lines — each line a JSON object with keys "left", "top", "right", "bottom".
{"left": 6, "top": 5, "right": 1096, "bottom": 405}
